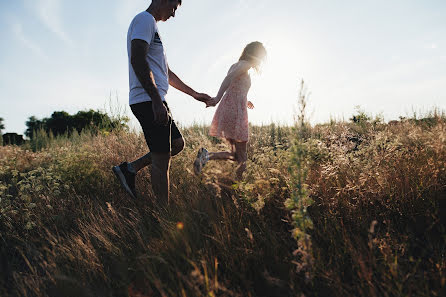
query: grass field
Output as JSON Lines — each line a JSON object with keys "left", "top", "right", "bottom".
{"left": 0, "top": 112, "right": 445, "bottom": 296}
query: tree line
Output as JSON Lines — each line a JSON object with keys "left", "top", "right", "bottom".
{"left": 1, "top": 110, "right": 128, "bottom": 145}
{"left": 25, "top": 110, "right": 129, "bottom": 139}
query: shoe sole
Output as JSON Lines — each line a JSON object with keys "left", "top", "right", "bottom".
{"left": 112, "top": 166, "right": 137, "bottom": 199}
{"left": 194, "top": 148, "right": 206, "bottom": 175}
{"left": 193, "top": 148, "right": 209, "bottom": 175}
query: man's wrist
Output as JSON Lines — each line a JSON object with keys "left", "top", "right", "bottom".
{"left": 146, "top": 88, "right": 163, "bottom": 105}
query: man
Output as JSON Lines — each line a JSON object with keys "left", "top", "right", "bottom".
{"left": 113, "top": 0, "right": 210, "bottom": 208}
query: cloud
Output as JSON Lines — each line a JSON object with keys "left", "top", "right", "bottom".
{"left": 12, "top": 22, "right": 48, "bottom": 60}
{"left": 23, "top": 0, "right": 73, "bottom": 45}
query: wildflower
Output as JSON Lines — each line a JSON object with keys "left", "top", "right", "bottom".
{"left": 25, "top": 221, "right": 35, "bottom": 230}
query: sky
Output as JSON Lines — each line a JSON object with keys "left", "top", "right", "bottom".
{"left": 0, "top": 0, "right": 445, "bottom": 134}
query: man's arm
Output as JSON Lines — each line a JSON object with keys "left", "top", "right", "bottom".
{"left": 131, "top": 39, "right": 168, "bottom": 125}
{"left": 168, "top": 68, "right": 211, "bottom": 103}
{"left": 131, "top": 39, "right": 163, "bottom": 104}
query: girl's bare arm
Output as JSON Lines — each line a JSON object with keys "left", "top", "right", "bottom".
{"left": 215, "top": 61, "right": 251, "bottom": 102}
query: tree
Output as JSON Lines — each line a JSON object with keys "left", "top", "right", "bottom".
{"left": 72, "top": 110, "right": 108, "bottom": 133}
{"left": 25, "top": 116, "right": 44, "bottom": 139}
{"left": 0, "top": 117, "right": 4, "bottom": 146}
{"left": 45, "top": 111, "right": 72, "bottom": 136}
{"left": 0, "top": 117, "right": 4, "bottom": 134}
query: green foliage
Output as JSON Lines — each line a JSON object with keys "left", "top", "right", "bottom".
{"left": 285, "top": 80, "right": 315, "bottom": 279}
{"left": 0, "top": 117, "right": 4, "bottom": 146}
{"left": 55, "top": 150, "right": 105, "bottom": 194}
{"left": 350, "top": 106, "right": 372, "bottom": 124}
{"left": 0, "top": 162, "right": 68, "bottom": 233}
{"left": 26, "top": 128, "right": 54, "bottom": 151}
{"left": 287, "top": 140, "right": 313, "bottom": 238}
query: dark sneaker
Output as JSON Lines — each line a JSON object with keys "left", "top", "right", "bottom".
{"left": 112, "top": 162, "right": 137, "bottom": 199}
{"left": 193, "top": 148, "right": 209, "bottom": 175}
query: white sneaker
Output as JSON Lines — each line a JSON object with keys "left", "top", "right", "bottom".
{"left": 193, "top": 148, "right": 209, "bottom": 175}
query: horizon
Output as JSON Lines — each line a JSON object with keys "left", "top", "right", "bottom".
{"left": 1, "top": 0, "right": 445, "bottom": 135}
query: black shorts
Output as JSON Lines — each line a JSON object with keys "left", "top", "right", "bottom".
{"left": 130, "top": 101, "right": 183, "bottom": 153}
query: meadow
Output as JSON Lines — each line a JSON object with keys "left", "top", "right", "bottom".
{"left": 0, "top": 110, "right": 445, "bottom": 296}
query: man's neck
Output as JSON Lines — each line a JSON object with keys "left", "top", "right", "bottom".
{"left": 146, "top": 5, "right": 161, "bottom": 22}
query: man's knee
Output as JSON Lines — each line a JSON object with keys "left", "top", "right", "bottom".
{"left": 171, "top": 137, "right": 185, "bottom": 156}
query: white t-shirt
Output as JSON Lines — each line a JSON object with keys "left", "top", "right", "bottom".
{"left": 127, "top": 11, "right": 169, "bottom": 105}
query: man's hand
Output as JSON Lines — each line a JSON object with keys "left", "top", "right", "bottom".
{"left": 193, "top": 92, "right": 212, "bottom": 104}
{"left": 247, "top": 101, "right": 255, "bottom": 109}
{"left": 152, "top": 102, "right": 169, "bottom": 126}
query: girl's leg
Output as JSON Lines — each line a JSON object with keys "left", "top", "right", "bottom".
{"left": 195, "top": 139, "right": 239, "bottom": 175}
{"left": 229, "top": 139, "right": 236, "bottom": 155}
{"left": 208, "top": 138, "right": 236, "bottom": 161}
{"left": 234, "top": 141, "right": 248, "bottom": 180}
{"left": 209, "top": 151, "right": 235, "bottom": 160}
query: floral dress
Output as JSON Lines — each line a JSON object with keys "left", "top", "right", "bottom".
{"left": 209, "top": 62, "right": 251, "bottom": 142}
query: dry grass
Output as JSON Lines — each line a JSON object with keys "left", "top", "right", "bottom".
{"left": 0, "top": 116, "right": 444, "bottom": 297}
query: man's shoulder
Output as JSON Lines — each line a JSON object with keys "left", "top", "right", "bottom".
{"left": 132, "top": 11, "right": 155, "bottom": 25}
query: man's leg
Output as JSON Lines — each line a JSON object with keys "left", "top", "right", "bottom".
{"left": 150, "top": 106, "right": 183, "bottom": 207}
{"left": 113, "top": 101, "right": 158, "bottom": 199}
{"left": 127, "top": 136, "right": 183, "bottom": 173}
{"left": 171, "top": 137, "right": 185, "bottom": 157}
{"left": 151, "top": 152, "right": 171, "bottom": 208}
{"left": 129, "top": 152, "right": 152, "bottom": 173}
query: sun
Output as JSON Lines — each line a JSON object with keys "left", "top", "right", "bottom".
{"left": 247, "top": 37, "right": 304, "bottom": 125}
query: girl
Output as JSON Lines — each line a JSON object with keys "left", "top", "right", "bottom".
{"left": 194, "top": 41, "right": 267, "bottom": 180}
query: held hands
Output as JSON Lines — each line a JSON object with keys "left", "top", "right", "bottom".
{"left": 193, "top": 92, "right": 212, "bottom": 104}
{"left": 247, "top": 101, "right": 255, "bottom": 109}
{"left": 206, "top": 97, "right": 219, "bottom": 108}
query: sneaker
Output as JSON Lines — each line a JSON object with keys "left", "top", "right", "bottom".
{"left": 193, "top": 148, "right": 209, "bottom": 175}
{"left": 112, "top": 162, "right": 137, "bottom": 199}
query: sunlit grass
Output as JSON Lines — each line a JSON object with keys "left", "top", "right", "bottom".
{"left": 0, "top": 112, "right": 445, "bottom": 296}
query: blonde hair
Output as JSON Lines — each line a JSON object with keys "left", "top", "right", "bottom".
{"left": 239, "top": 41, "right": 267, "bottom": 72}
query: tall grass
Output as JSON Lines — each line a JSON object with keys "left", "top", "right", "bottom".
{"left": 0, "top": 112, "right": 445, "bottom": 296}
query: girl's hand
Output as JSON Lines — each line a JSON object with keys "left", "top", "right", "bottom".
{"left": 206, "top": 98, "right": 219, "bottom": 108}
{"left": 247, "top": 101, "right": 255, "bottom": 109}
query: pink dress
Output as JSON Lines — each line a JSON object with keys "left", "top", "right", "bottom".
{"left": 209, "top": 62, "right": 251, "bottom": 142}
